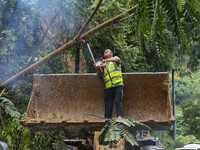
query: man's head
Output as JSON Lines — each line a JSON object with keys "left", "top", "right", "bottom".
{"left": 104, "top": 49, "right": 113, "bottom": 59}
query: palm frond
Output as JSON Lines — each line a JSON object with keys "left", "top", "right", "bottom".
{"left": 128, "top": 119, "right": 151, "bottom": 130}
{"left": 0, "top": 97, "right": 21, "bottom": 121}
{"left": 161, "top": 0, "right": 177, "bottom": 30}
{"left": 147, "top": 0, "right": 155, "bottom": 21}
{"left": 115, "top": 118, "right": 136, "bottom": 127}
{"left": 175, "top": 8, "right": 189, "bottom": 53}
{"left": 151, "top": 0, "right": 160, "bottom": 37}
{"left": 161, "top": 0, "right": 189, "bottom": 53}
{"left": 118, "top": 124, "right": 138, "bottom": 146}
{"left": 98, "top": 118, "right": 150, "bottom": 148}
{"left": 104, "top": 121, "right": 121, "bottom": 142}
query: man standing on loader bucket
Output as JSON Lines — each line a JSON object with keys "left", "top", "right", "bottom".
{"left": 102, "top": 49, "right": 123, "bottom": 119}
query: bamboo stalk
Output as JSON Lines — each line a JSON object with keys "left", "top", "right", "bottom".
{"left": 1, "top": 40, "right": 77, "bottom": 87}
{"left": 74, "top": 0, "right": 103, "bottom": 39}
{"left": 0, "top": 4, "right": 138, "bottom": 88}
{"left": 79, "top": 5, "right": 138, "bottom": 39}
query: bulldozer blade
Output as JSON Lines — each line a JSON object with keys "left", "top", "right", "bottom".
{"left": 20, "top": 73, "right": 174, "bottom": 132}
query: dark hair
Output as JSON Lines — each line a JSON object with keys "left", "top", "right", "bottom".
{"left": 104, "top": 49, "right": 113, "bottom": 54}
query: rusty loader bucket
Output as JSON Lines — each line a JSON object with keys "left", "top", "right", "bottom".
{"left": 20, "top": 72, "right": 174, "bottom": 132}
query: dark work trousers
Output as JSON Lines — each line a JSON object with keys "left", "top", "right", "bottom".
{"left": 104, "top": 85, "right": 123, "bottom": 118}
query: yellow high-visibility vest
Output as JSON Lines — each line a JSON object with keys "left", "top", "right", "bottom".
{"left": 104, "top": 62, "right": 123, "bottom": 88}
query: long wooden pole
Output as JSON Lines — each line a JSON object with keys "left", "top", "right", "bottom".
{"left": 80, "top": 5, "right": 138, "bottom": 39}
{"left": 74, "top": 0, "right": 103, "bottom": 73}
{"left": 74, "top": 0, "right": 103, "bottom": 39}
{"left": 0, "top": 5, "right": 138, "bottom": 88}
{"left": 172, "top": 70, "right": 176, "bottom": 139}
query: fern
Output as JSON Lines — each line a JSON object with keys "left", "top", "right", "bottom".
{"left": 128, "top": 119, "right": 151, "bottom": 130}
{"left": 147, "top": 0, "right": 155, "bottom": 21}
{"left": 0, "top": 97, "right": 21, "bottom": 122}
{"left": 161, "top": 0, "right": 177, "bottom": 30}
{"left": 175, "top": 8, "right": 189, "bottom": 53}
{"left": 117, "top": 124, "right": 138, "bottom": 146}
{"left": 105, "top": 121, "right": 121, "bottom": 142}
{"left": 98, "top": 118, "right": 150, "bottom": 148}
{"left": 115, "top": 118, "right": 136, "bottom": 127}
{"left": 151, "top": 0, "right": 160, "bottom": 37}
{"left": 161, "top": 0, "right": 190, "bottom": 53}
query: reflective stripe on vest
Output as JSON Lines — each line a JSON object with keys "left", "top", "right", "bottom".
{"left": 104, "top": 62, "right": 123, "bottom": 88}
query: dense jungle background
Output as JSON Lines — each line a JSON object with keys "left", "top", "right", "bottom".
{"left": 1, "top": 0, "right": 200, "bottom": 149}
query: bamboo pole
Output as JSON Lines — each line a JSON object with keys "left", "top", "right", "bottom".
{"left": 74, "top": 0, "right": 103, "bottom": 39}
{"left": 0, "top": 4, "right": 138, "bottom": 88}
{"left": 79, "top": 5, "right": 138, "bottom": 39}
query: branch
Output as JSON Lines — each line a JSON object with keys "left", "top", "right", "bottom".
{"left": 114, "top": 12, "right": 138, "bottom": 24}
{"left": 79, "top": 5, "right": 138, "bottom": 39}
{"left": 40, "top": 12, "right": 59, "bottom": 45}
{"left": 74, "top": 0, "right": 103, "bottom": 39}
{"left": 0, "top": 4, "right": 138, "bottom": 88}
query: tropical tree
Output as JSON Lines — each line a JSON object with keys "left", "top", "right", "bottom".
{"left": 1, "top": 0, "right": 200, "bottom": 87}
{"left": 175, "top": 135, "right": 200, "bottom": 148}
{"left": 0, "top": 89, "right": 21, "bottom": 128}
{"left": 1, "top": 0, "right": 200, "bottom": 149}
{"left": 180, "top": 97, "right": 200, "bottom": 139}
{"left": 81, "top": 0, "right": 200, "bottom": 72}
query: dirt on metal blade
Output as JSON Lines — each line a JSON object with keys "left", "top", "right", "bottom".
{"left": 20, "top": 73, "right": 173, "bottom": 131}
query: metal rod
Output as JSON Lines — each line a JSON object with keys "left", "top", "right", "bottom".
{"left": 172, "top": 69, "right": 176, "bottom": 139}
{"left": 75, "top": 45, "right": 80, "bottom": 73}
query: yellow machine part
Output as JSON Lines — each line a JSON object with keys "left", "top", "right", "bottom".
{"left": 93, "top": 131, "right": 125, "bottom": 150}
{"left": 20, "top": 73, "right": 174, "bottom": 131}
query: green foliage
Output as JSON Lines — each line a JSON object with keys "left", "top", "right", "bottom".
{"left": 133, "top": 0, "right": 178, "bottom": 71}
{"left": 175, "top": 105, "right": 188, "bottom": 136}
{"left": 151, "top": 0, "right": 161, "bottom": 37}
{"left": 174, "top": 79, "right": 194, "bottom": 104}
{"left": 186, "top": 23, "right": 200, "bottom": 71}
{"left": 170, "top": 71, "right": 200, "bottom": 139}
{"left": 0, "top": 89, "right": 66, "bottom": 149}
{"left": 134, "top": 0, "right": 200, "bottom": 71}
{"left": 180, "top": 98, "right": 200, "bottom": 139}
{"left": 0, "top": 97, "right": 21, "bottom": 122}
{"left": 169, "top": 70, "right": 200, "bottom": 104}
{"left": 98, "top": 118, "right": 150, "bottom": 148}
{"left": 176, "top": 0, "right": 186, "bottom": 12}
{"left": 174, "top": 135, "right": 200, "bottom": 148}
{"left": 0, "top": 89, "right": 21, "bottom": 128}
{"left": 0, "top": 0, "right": 200, "bottom": 149}
{"left": 190, "top": 0, "right": 200, "bottom": 15}
{"left": 0, "top": 122, "right": 66, "bottom": 150}
{"left": 120, "top": 45, "right": 147, "bottom": 72}
{"left": 175, "top": 9, "right": 189, "bottom": 53}
{"left": 155, "top": 131, "right": 176, "bottom": 150}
